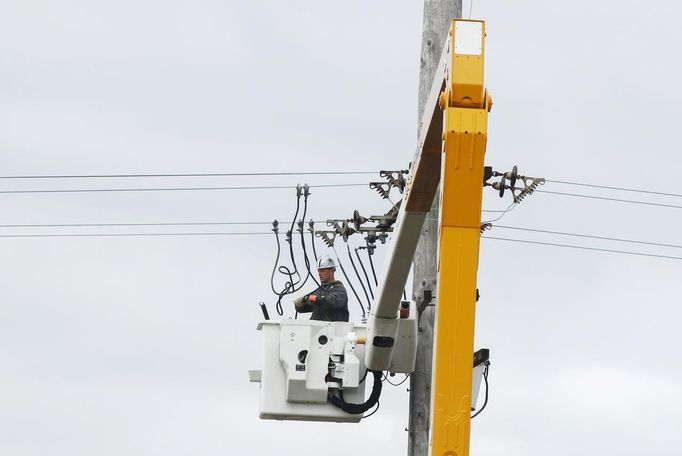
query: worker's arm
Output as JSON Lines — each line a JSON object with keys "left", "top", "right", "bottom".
{"left": 294, "top": 286, "right": 322, "bottom": 313}
{"left": 312, "top": 282, "right": 348, "bottom": 312}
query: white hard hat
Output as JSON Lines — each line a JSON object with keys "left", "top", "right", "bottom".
{"left": 317, "top": 255, "right": 337, "bottom": 270}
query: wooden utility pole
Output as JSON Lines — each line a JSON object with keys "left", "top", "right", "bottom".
{"left": 408, "top": 1, "right": 461, "bottom": 455}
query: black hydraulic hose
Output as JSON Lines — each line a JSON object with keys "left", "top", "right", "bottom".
{"left": 354, "top": 247, "right": 374, "bottom": 300}
{"left": 347, "top": 244, "right": 371, "bottom": 312}
{"left": 332, "top": 245, "right": 366, "bottom": 319}
{"left": 330, "top": 370, "right": 382, "bottom": 415}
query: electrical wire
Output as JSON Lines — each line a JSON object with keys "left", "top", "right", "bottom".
{"left": 0, "top": 183, "right": 367, "bottom": 195}
{"left": 4, "top": 172, "right": 676, "bottom": 199}
{"left": 384, "top": 373, "right": 410, "bottom": 387}
{"left": 546, "top": 179, "right": 682, "bottom": 198}
{"left": 0, "top": 232, "right": 274, "bottom": 238}
{"left": 0, "top": 220, "right": 326, "bottom": 229}
{"left": 269, "top": 225, "right": 285, "bottom": 315}
{"left": 354, "top": 247, "right": 374, "bottom": 300}
{"left": 298, "top": 199, "right": 319, "bottom": 288}
{"left": 309, "top": 227, "right": 319, "bottom": 261}
{"left": 270, "top": 191, "right": 311, "bottom": 316}
{"left": 482, "top": 236, "right": 682, "bottom": 260}
{"left": 347, "top": 244, "right": 372, "bottom": 312}
{"left": 366, "top": 246, "right": 379, "bottom": 286}
{"left": 332, "top": 245, "right": 366, "bottom": 319}
{"left": 0, "top": 171, "right": 379, "bottom": 179}
{"left": 284, "top": 192, "right": 303, "bottom": 291}
{"left": 494, "top": 225, "right": 682, "bottom": 249}
{"left": 482, "top": 202, "right": 517, "bottom": 224}
{"left": 536, "top": 190, "right": 682, "bottom": 209}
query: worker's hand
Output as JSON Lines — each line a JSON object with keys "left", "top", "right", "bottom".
{"left": 293, "top": 295, "right": 308, "bottom": 311}
{"left": 308, "top": 294, "right": 318, "bottom": 303}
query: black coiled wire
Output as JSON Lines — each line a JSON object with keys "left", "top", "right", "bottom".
{"left": 270, "top": 186, "right": 321, "bottom": 316}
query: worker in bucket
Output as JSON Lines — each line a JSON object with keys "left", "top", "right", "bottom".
{"left": 293, "top": 255, "right": 349, "bottom": 321}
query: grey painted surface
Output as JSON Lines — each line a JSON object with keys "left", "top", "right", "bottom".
{"left": 409, "top": 1, "right": 461, "bottom": 455}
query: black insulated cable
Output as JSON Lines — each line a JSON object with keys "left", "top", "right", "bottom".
{"left": 269, "top": 221, "right": 288, "bottom": 316}
{"left": 308, "top": 220, "right": 319, "bottom": 261}
{"left": 299, "top": 220, "right": 319, "bottom": 287}
{"left": 285, "top": 185, "right": 303, "bottom": 288}
{"left": 269, "top": 221, "right": 282, "bottom": 295}
{"left": 354, "top": 247, "right": 374, "bottom": 300}
{"left": 366, "top": 246, "right": 378, "bottom": 286}
{"left": 332, "top": 245, "right": 366, "bottom": 320}
{"left": 298, "top": 187, "right": 319, "bottom": 287}
{"left": 347, "top": 244, "right": 371, "bottom": 314}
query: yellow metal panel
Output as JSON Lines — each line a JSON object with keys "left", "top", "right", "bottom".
{"left": 440, "top": 107, "right": 488, "bottom": 228}
{"left": 449, "top": 20, "right": 485, "bottom": 108}
{"left": 429, "top": 20, "right": 488, "bottom": 456}
{"left": 431, "top": 227, "right": 480, "bottom": 456}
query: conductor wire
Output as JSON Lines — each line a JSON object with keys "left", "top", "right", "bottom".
{"left": 347, "top": 243, "right": 372, "bottom": 314}
{"left": 332, "top": 245, "right": 366, "bottom": 319}
{"left": 355, "top": 247, "right": 374, "bottom": 300}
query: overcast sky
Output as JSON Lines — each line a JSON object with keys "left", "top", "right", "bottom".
{"left": 1, "top": 1, "right": 681, "bottom": 455}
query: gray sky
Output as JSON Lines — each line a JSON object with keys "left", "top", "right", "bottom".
{"left": 1, "top": 1, "right": 681, "bottom": 455}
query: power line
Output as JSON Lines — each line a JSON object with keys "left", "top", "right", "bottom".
{"left": 0, "top": 221, "right": 325, "bottom": 229}
{"left": 2, "top": 221, "right": 678, "bottom": 251}
{"left": 547, "top": 179, "right": 682, "bottom": 198}
{"left": 0, "top": 183, "right": 367, "bottom": 195}
{"left": 3, "top": 230, "right": 682, "bottom": 261}
{"left": 0, "top": 232, "right": 273, "bottom": 238}
{"left": 494, "top": 225, "right": 682, "bottom": 249}
{"left": 536, "top": 190, "right": 682, "bottom": 209}
{"left": 0, "top": 171, "right": 379, "bottom": 180}
{"left": 482, "top": 236, "right": 682, "bottom": 260}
